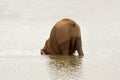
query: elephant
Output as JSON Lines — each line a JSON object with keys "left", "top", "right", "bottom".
{"left": 41, "top": 18, "right": 84, "bottom": 56}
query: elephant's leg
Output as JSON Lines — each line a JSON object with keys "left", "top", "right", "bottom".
{"left": 76, "top": 37, "right": 84, "bottom": 55}
{"left": 58, "top": 41, "right": 70, "bottom": 55}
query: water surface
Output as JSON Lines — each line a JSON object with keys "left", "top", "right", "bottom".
{"left": 0, "top": 51, "right": 120, "bottom": 80}
{"left": 0, "top": 0, "right": 120, "bottom": 80}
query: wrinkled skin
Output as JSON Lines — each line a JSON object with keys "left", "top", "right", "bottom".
{"left": 41, "top": 18, "right": 84, "bottom": 56}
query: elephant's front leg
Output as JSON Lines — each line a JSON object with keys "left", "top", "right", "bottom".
{"left": 76, "top": 37, "right": 84, "bottom": 56}
{"left": 58, "top": 41, "right": 70, "bottom": 55}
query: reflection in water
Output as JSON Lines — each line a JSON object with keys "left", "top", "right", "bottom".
{"left": 48, "top": 55, "right": 83, "bottom": 80}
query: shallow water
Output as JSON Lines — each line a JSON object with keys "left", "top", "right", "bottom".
{"left": 0, "top": 50, "right": 120, "bottom": 80}
{"left": 0, "top": 0, "right": 120, "bottom": 80}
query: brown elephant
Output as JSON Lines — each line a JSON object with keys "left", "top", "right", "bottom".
{"left": 41, "top": 18, "right": 84, "bottom": 56}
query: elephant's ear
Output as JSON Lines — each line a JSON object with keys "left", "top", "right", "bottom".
{"left": 76, "top": 37, "right": 84, "bottom": 56}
